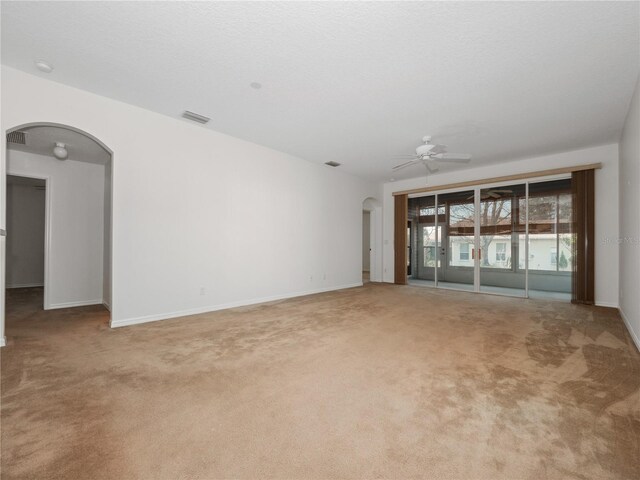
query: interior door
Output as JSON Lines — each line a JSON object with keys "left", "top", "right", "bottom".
{"left": 416, "top": 224, "right": 443, "bottom": 281}
{"left": 413, "top": 195, "right": 441, "bottom": 284}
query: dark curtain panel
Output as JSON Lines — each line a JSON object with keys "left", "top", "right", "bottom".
{"left": 394, "top": 194, "right": 408, "bottom": 285}
{"left": 571, "top": 169, "right": 595, "bottom": 304}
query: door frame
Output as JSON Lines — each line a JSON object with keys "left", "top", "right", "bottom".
{"left": 5, "top": 173, "right": 52, "bottom": 310}
{"left": 363, "top": 197, "right": 382, "bottom": 282}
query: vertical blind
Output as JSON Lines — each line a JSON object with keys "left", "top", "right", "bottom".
{"left": 571, "top": 169, "right": 595, "bottom": 304}
{"left": 394, "top": 194, "right": 408, "bottom": 285}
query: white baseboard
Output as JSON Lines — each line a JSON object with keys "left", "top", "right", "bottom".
{"left": 47, "top": 299, "right": 104, "bottom": 310}
{"left": 7, "top": 283, "right": 44, "bottom": 289}
{"left": 595, "top": 301, "right": 619, "bottom": 309}
{"left": 111, "top": 282, "right": 363, "bottom": 328}
{"left": 102, "top": 300, "right": 111, "bottom": 312}
{"left": 0, "top": 336, "right": 6, "bottom": 347}
{"left": 619, "top": 307, "right": 640, "bottom": 353}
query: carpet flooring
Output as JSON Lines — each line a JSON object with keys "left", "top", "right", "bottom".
{"left": 1, "top": 285, "right": 639, "bottom": 479}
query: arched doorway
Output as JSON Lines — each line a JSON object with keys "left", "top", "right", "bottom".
{"left": 1, "top": 122, "right": 114, "bottom": 346}
{"left": 362, "top": 197, "right": 382, "bottom": 283}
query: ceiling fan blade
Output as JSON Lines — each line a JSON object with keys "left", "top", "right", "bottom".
{"left": 429, "top": 144, "right": 447, "bottom": 155}
{"left": 425, "top": 160, "right": 439, "bottom": 174}
{"left": 392, "top": 159, "right": 420, "bottom": 170}
{"left": 391, "top": 154, "right": 419, "bottom": 158}
{"left": 432, "top": 153, "right": 471, "bottom": 162}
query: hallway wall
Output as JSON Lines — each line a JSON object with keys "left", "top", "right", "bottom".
{"left": 619, "top": 74, "right": 640, "bottom": 350}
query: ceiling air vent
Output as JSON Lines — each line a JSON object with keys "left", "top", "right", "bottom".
{"left": 182, "top": 110, "right": 210, "bottom": 124}
{"left": 325, "top": 161, "right": 341, "bottom": 167}
{"left": 6, "top": 131, "right": 26, "bottom": 145}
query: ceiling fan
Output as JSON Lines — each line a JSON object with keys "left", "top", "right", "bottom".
{"left": 467, "top": 189, "right": 514, "bottom": 200}
{"left": 392, "top": 136, "right": 471, "bottom": 174}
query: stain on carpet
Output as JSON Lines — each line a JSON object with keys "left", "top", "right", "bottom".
{"left": 1, "top": 285, "right": 639, "bottom": 479}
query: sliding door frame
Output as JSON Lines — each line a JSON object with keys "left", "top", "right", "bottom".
{"left": 406, "top": 173, "right": 573, "bottom": 298}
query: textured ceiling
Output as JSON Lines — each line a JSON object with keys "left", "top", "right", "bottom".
{"left": 1, "top": 1, "right": 638, "bottom": 182}
{"left": 7, "top": 125, "right": 111, "bottom": 165}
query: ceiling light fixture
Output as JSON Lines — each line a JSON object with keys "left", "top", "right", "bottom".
{"left": 35, "top": 60, "right": 54, "bottom": 73}
{"left": 53, "top": 142, "right": 68, "bottom": 160}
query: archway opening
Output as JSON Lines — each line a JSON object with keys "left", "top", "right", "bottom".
{"left": 2, "top": 122, "right": 114, "bottom": 346}
{"left": 362, "top": 197, "right": 381, "bottom": 284}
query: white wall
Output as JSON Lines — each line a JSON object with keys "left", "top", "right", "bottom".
{"left": 619, "top": 75, "right": 640, "bottom": 351}
{"left": 6, "top": 181, "right": 45, "bottom": 287}
{"left": 362, "top": 211, "right": 370, "bottom": 272}
{"left": 382, "top": 143, "right": 620, "bottom": 307}
{"left": 1, "top": 66, "right": 376, "bottom": 332}
{"left": 7, "top": 150, "right": 106, "bottom": 308}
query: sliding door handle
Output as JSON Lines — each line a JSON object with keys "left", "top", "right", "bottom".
{"left": 0, "top": 229, "right": 5, "bottom": 237}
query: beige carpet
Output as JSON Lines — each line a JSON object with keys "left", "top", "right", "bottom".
{"left": 1, "top": 285, "right": 639, "bottom": 480}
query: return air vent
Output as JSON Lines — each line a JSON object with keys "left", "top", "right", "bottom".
{"left": 182, "top": 110, "right": 210, "bottom": 124}
{"left": 325, "top": 161, "right": 341, "bottom": 167}
{"left": 6, "top": 131, "right": 26, "bottom": 145}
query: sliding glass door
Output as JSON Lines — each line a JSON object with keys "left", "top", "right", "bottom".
{"left": 526, "top": 178, "right": 573, "bottom": 300}
{"left": 438, "top": 190, "right": 475, "bottom": 292}
{"left": 479, "top": 183, "right": 526, "bottom": 297}
{"left": 407, "top": 177, "right": 573, "bottom": 300}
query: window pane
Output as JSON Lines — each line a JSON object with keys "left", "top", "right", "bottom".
{"left": 528, "top": 178, "right": 572, "bottom": 272}
{"left": 422, "top": 226, "right": 437, "bottom": 267}
{"left": 449, "top": 202, "right": 474, "bottom": 267}
{"left": 558, "top": 233, "right": 574, "bottom": 271}
{"left": 478, "top": 185, "right": 523, "bottom": 271}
